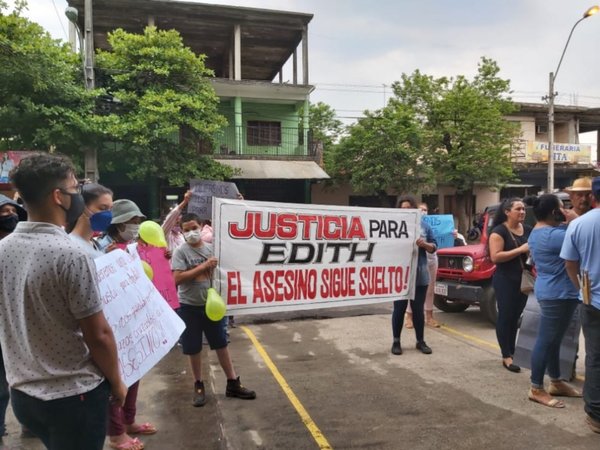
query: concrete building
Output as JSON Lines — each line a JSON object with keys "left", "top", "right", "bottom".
{"left": 67, "top": 0, "right": 328, "bottom": 217}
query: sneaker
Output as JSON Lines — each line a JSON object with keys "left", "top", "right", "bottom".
{"left": 193, "top": 380, "right": 207, "bottom": 407}
{"left": 391, "top": 342, "right": 403, "bottom": 355}
{"left": 226, "top": 377, "right": 256, "bottom": 399}
{"left": 586, "top": 414, "right": 600, "bottom": 434}
{"left": 416, "top": 341, "right": 432, "bottom": 354}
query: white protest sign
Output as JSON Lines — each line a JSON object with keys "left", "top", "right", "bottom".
{"left": 95, "top": 249, "right": 186, "bottom": 387}
{"left": 213, "top": 199, "right": 420, "bottom": 315}
{"left": 188, "top": 179, "right": 240, "bottom": 220}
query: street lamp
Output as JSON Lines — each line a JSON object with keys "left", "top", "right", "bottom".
{"left": 65, "top": 7, "right": 86, "bottom": 85}
{"left": 546, "top": 5, "right": 599, "bottom": 193}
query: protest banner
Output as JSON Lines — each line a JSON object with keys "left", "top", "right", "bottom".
{"left": 422, "top": 214, "right": 455, "bottom": 249}
{"left": 213, "top": 199, "right": 421, "bottom": 315}
{"left": 135, "top": 243, "right": 180, "bottom": 310}
{"left": 188, "top": 179, "right": 240, "bottom": 220}
{"left": 95, "top": 249, "right": 185, "bottom": 387}
{"left": 513, "top": 293, "right": 580, "bottom": 380}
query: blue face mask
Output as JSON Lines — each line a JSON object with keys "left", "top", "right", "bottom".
{"left": 90, "top": 210, "right": 113, "bottom": 232}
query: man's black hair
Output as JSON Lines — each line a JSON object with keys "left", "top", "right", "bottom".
{"left": 181, "top": 212, "right": 202, "bottom": 225}
{"left": 10, "top": 153, "right": 76, "bottom": 206}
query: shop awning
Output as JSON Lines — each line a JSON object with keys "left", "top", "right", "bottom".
{"left": 215, "top": 159, "right": 330, "bottom": 180}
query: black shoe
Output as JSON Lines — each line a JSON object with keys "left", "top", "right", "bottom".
{"left": 193, "top": 380, "right": 207, "bottom": 407}
{"left": 416, "top": 341, "right": 432, "bottom": 354}
{"left": 226, "top": 376, "right": 256, "bottom": 399}
{"left": 391, "top": 342, "right": 403, "bottom": 355}
{"left": 502, "top": 361, "right": 521, "bottom": 373}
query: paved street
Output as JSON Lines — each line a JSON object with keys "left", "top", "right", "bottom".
{"left": 1, "top": 304, "right": 597, "bottom": 450}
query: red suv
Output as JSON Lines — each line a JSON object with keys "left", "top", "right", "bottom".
{"left": 434, "top": 194, "right": 570, "bottom": 324}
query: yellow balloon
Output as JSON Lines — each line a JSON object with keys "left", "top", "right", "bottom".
{"left": 139, "top": 220, "right": 167, "bottom": 248}
{"left": 141, "top": 260, "right": 154, "bottom": 280}
{"left": 205, "top": 288, "right": 226, "bottom": 321}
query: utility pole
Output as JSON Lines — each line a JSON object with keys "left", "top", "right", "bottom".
{"left": 547, "top": 72, "right": 555, "bottom": 193}
{"left": 83, "top": 0, "right": 98, "bottom": 182}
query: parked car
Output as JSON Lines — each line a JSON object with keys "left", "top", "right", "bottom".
{"left": 434, "top": 193, "right": 571, "bottom": 324}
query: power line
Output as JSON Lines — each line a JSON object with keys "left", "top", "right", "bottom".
{"left": 49, "top": 0, "right": 68, "bottom": 40}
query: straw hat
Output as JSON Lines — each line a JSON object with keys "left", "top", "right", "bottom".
{"left": 564, "top": 177, "right": 592, "bottom": 192}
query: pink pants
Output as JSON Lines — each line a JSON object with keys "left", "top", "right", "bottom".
{"left": 407, "top": 257, "right": 438, "bottom": 314}
{"left": 108, "top": 381, "right": 139, "bottom": 436}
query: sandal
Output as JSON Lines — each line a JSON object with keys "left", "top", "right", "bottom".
{"left": 528, "top": 388, "right": 565, "bottom": 408}
{"left": 548, "top": 381, "right": 582, "bottom": 398}
{"left": 109, "top": 437, "right": 144, "bottom": 450}
{"left": 127, "top": 422, "right": 157, "bottom": 435}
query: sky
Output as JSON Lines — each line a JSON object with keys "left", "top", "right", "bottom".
{"left": 7, "top": 0, "right": 600, "bottom": 144}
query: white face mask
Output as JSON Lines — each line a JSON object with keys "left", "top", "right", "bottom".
{"left": 119, "top": 224, "right": 140, "bottom": 242}
{"left": 184, "top": 230, "right": 202, "bottom": 244}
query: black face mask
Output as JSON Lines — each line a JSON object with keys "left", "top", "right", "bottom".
{"left": 59, "top": 192, "right": 85, "bottom": 231}
{"left": 0, "top": 214, "right": 18, "bottom": 233}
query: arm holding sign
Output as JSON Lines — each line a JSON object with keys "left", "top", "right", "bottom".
{"left": 79, "top": 312, "right": 127, "bottom": 406}
{"left": 417, "top": 222, "right": 437, "bottom": 253}
{"left": 162, "top": 190, "right": 192, "bottom": 235}
{"left": 171, "top": 246, "right": 218, "bottom": 285}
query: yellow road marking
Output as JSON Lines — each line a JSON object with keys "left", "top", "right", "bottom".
{"left": 439, "top": 324, "right": 500, "bottom": 350}
{"left": 241, "top": 325, "right": 333, "bottom": 450}
{"left": 439, "top": 324, "right": 586, "bottom": 381}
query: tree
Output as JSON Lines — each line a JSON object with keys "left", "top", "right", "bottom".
{"left": 306, "top": 102, "right": 343, "bottom": 150}
{"left": 393, "top": 57, "right": 519, "bottom": 230}
{"left": 0, "top": 1, "right": 95, "bottom": 162}
{"left": 327, "top": 101, "right": 435, "bottom": 205}
{"left": 94, "top": 26, "right": 233, "bottom": 185}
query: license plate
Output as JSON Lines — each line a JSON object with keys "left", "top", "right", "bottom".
{"left": 434, "top": 282, "right": 448, "bottom": 296}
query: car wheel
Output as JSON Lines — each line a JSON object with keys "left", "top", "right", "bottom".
{"left": 480, "top": 286, "right": 497, "bottom": 324}
{"left": 433, "top": 295, "right": 470, "bottom": 313}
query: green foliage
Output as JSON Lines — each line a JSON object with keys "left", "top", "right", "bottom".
{"left": 94, "top": 26, "right": 231, "bottom": 185}
{"left": 305, "top": 101, "right": 343, "bottom": 150}
{"left": 392, "top": 57, "right": 519, "bottom": 192}
{"left": 0, "top": 3, "right": 95, "bottom": 160}
{"left": 327, "top": 101, "right": 434, "bottom": 196}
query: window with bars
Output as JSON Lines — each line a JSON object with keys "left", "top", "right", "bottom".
{"left": 247, "top": 121, "right": 282, "bottom": 146}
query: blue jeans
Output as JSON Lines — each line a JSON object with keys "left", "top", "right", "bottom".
{"left": 0, "top": 346, "right": 8, "bottom": 436}
{"left": 581, "top": 304, "right": 600, "bottom": 421}
{"left": 493, "top": 272, "right": 528, "bottom": 358}
{"left": 392, "top": 285, "right": 427, "bottom": 343}
{"left": 11, "top": 380, "right": 109, "bottom": 450}
{"left": 530, "top": 299, "right": 579, "bottom": 388}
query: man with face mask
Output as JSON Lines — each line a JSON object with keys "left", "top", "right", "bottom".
{"left": 0, "top": 153, "right": 126, "bottom": 450}
{"left": 0, "top": 194, "right": 26, "bottom": 439}
{"left": 172, "top": 213, "right": 256, "bottom": 407}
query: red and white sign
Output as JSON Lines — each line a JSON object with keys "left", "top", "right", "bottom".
{"left": 213, "top": 199, "right": 420, "bottom": 315}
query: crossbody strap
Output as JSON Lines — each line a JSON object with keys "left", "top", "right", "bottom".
{"left": 503, "top": 223, "right": 525, "bottom": 270}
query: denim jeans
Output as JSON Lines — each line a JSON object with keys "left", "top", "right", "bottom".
{"left": 492, "top": 272, "right": 528, "bottom": 358}
{"left": 530, "top": 299, "right": 579, "bottom": 388}
{"left": 0, "top": 345, "right": 9, "bottom": 436}
{"left": 581, "top": 304, "right": 600, "bottom": 421}
{"left": 11, "top": 380, "right": 109, "bottom": 450}
{"left": 392, "top": 285, "right": 427, "bottom": 343}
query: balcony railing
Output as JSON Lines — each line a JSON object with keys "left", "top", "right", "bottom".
{"left": 209, "top": 126, "right": 318, "bottom": 159}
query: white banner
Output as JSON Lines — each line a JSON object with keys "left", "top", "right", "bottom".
{"left": 213, "top": 199, "right": 420, "bottom": 315}
{"left": 95, "top": 249, "right": 186, "bottom": 387}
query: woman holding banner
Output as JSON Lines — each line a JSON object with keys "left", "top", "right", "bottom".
{"left": 97, "top": 199, "right": 157, "bottom": 450}
{"left": 391, "top": 196, "right": 437, "bottom": 355}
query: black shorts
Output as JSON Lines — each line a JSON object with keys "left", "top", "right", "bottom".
{"left": 177, "top": 304, "right": 227, "bottom": 355}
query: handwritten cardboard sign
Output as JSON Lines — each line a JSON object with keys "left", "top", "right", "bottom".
{"left": 188, "top": 179, "right": 239, "bottom": 220}
{"left": 95, "top": 249, "right": 185, "bottom": 387}
{"left": 422, "top": 214, "right": 455, "bottom": 249}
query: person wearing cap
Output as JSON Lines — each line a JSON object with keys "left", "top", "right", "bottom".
{"left": 564, "top": 176, "right": 593, "bottom": 217}
{"left": 0, "top": 194, "right": 27, "bottom": 439}
{"left": 561, "top": 176, "right": 600, "bottom": 433}
{"left": 95, "top": 199, "right": 156, "bottom": 450}
{"left": 95, "top": 199, "right": 146, "bottom": 253}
